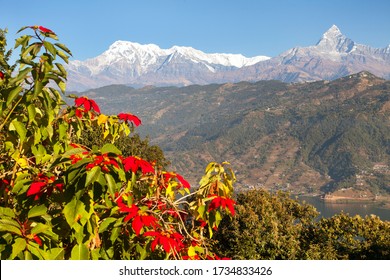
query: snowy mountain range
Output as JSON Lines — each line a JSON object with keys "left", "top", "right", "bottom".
{"left": 66, "top": 25, "right": 390, "bottom": 91}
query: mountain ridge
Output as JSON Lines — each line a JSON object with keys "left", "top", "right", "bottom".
{"left": 67, "top": 25, "right": 390, "bottom": 91}
{"left": 79, "top": 71, "right": 390, "bottom": 200}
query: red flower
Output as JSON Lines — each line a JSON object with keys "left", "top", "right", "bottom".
{"left": 33, "top": 234, "right": 43, "bottom": 246}
{"left": 176, "top": 174, "right": 191, "bottom": 189}
{"left": 208, "top": 196, "right": 236, "bottom": 215}
{"left": 122, "top": 156, "right": 154, "bottom": 174}
{"left": 70, "top": 154, "right": 83, "bottom": 164}
{"left": 117, "top": 196, "right": 158, "bottom": 235}
{"left": 38, "top": 26, "right": 55, "bottom": 34}
{"left": 75, "top": 96, "right": 100, "bottom": 113}
{"left": 0, "top": 72, "right": 4, "bottom": 80}
{"left": 86, "top": 153, "right": 119, "bottom": 172}
{"left": 29, "top": 25, "right": 55, "bottom": 34}
{"left": 118, "top": 113, "right": 142, "bottom": 127}
{"left": 27, "top": 174, "right": 62, "bottom": 200}
{"left": 163, "top": 172, "right": 191, "bottom": 189}
{"left": 75, "top": 108, "right": 85, "bottom": 118}
{"left": 144, "top": 229, "right": 184, "bottom": 254}
{"left": 1, "top": 179, "right": 11, "bottom": 193}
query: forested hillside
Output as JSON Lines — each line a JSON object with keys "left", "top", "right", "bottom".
{"left": 78, "top": 71, "right": 390, "bottom": 199}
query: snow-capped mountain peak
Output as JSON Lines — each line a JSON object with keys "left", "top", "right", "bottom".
{"left": 66, "top": 25, "right": 390, "bottom": 91}
{"left": 67, "top": 41, "right": 271, "bottom": 87}
{"left": 315, "top": 24, "right": 355, "bottom": 53}
{"left": 107, "top": 40, "right": 165, "bottom": 56}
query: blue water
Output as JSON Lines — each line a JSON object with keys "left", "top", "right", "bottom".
{"left": 297, "top": 196, "right": 390, "bottom": 221}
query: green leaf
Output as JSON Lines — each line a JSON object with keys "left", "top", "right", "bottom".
{"left": 55, "top": 63, "right": 67, "bottom": 78}
{"left": 136, "top": 244, "right": 148, "bottom": 260}
{"left": 26, "top": 243, "right": 45, "bottom": 260}
{"left": 46, "top": 248, "right": 64, "bottom": 260}
{"left": 31, "top": 144, "right": 46, "bottom": 165}
{"left": 215, "top": 210, "right": 222, "bottom": 227}
{"left": 43, "top": 41, "right": 57, "bottom": 57}
{"left": 28, "top": 205, "right": 48, "bottom": 219}
{"left": 62, "top": 147, "right": 87, "bottom": 159}
{"left": 31, "top": 223, "right": 50, "bottom": 235}
{"left": 0, "top": 218, "right": 21, "bottom": 235}
{"left": 196, "top": 204, "right": 206, "bottom": 218}
{"left": 70, "top": 244, "right": 89, "bottom": 260}
{"left": 54, "top": 43, "right": 72, "bottom": 55}
{"left": 105, "top": 173, "right": 117, "bottom": 197}
{"left": 10, "top": 238, "right": 26, "bottom": 259}
{"left": 67, "top": 93, "right": 78, "bottom": 99}
{"left": 0, "top": 207, "right": 16, "bottom": 218}
{"left": 85, "top": 166, "right": 101, "bottom": 186}
{"left": 14, "top": 34, "right": 30, "bottom": 48}
{"left": 101, "top": 143, "right": 122, "bottom": 155}
{"left": 110, "top": 226, "right": 121, "bottom": 243}
{"left": 57, "top": 50, "right": 69, "bottom": 64}
{"left": 6, "top": 86, "right": 22, "bottom": 107}
{"left": 27, "top": 104, "right": 36, "bottom": 124}
{"left": 34, "top": 128, "right": 42, "bottom": 145}
{"left": 58, "top": 122, "right": 68, "bottom": 141}
{"left": 98, "top": 217, "right": 117, "bottom": 233}
{"left": 57, "top": 79, "right": 66, "bottom": 93}
{"left": 33, "top": 80, "right": 43, "bottom": 98}
{"left": 24, "top": 250, "right": 33, "bottom": 260}
{"left": 9, "top": 67, "right": 32, "bottom": 85}
{"left": 9, "top": 119, "right": 27, "bottom": 143}
{"left": 12, "top": 176, "right": 30, "bottom": 194}
{"left": 63, "top": 197, "right": 86, "bottom": 227}
{"left": 16, "top": 26, "right": 30, "bottom": 34}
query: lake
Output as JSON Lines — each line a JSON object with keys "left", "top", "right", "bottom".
{"left": 297, "top": 195, "right": 390, "bottom": 221}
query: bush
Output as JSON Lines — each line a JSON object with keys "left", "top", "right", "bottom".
{"left": 0, "top": 26, "right": 235, "bottom": 260}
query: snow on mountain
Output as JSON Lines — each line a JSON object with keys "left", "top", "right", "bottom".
{"left": 67, "top": 25, "right": 390, "bottom": 91}
{"left": 66, "top": 41, "right": 270, "bottom": 90}
{"left": 315, "top": 24, "right": 355, "bottom": 54}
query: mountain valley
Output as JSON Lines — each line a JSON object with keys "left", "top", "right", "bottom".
{"left": 76, "top": 71, "right": 390, "bottom": 203}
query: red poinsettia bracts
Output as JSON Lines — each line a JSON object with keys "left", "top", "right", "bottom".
{"left": 176, "top": 173, "right": 191, "bottom": 189}
{"left": 74, "top": 96, "right": 100, "bottom": 113}
{"left": 75, "top": 108, "right": 85, "bottom": 118}
{"left": 32, "top": 235, "right": 43, "bottom": 246}
{"left": 118, "top": 113, "right": 142, "bottom": 127}
{"left": 86, "top": 153, "right": 119, "bottom": 172}
{"left": 208, "top": 195, "right": 236, "bottom": 215}
{"left": 29, "top": 25, "right": 55, "bottom": 34}
{"left": 67, "top": 143, "right": 89, "bottom": 164}
{"left": 0, "top": 179, "right": 10, "bottom": 193}
{"left": 19, "top": 220, "right": 43, "bottom": 247}
{"left": 144, "top": 229, "right": 185, "bottom": 254}
{"left": 38, "top": 26, "right": 54, "bottom": 34}
{"left": 163, "top": 172, "right": 191, "bottom": 189}
{"left": 27, "top": 174, "right": 63, "bottom": 200}
{"left": 122, "top": 156, "right": 154, "bottom": 174}
{"left": 117, "top": 196, "right": 159, "bottom": 235}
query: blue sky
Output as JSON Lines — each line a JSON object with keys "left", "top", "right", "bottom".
{"left": 1, "top": 0, "right": 390, "bottom": 60}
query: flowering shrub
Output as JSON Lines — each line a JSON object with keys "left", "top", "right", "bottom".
{"left": 0, "top": 26, "right": 236, "bottom": 259}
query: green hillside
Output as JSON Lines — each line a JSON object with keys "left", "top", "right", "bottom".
{"left": 78, "top": 72, "right": 390, "bottom": 199}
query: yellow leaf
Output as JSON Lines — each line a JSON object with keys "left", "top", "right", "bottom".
{"left": 17, "top": 157, "right": 28, "bottom": 167}
{"left": 97, "top": 114, "right": 108, "bottom": 125}
{"left": 188, "top": 246, "right": 196, "bottom": 257}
